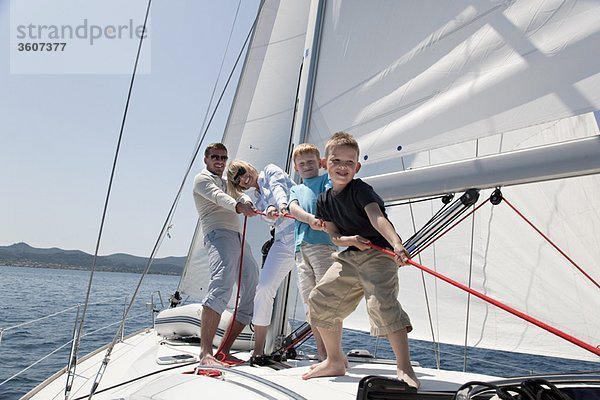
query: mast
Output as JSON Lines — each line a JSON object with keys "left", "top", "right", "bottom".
{"left": 268, "top": 0, "right": 328, "bottom": 353}
{"left": 293, "top": 0, "right": 327, "bottom": 146}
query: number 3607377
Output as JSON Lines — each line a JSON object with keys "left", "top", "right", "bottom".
{"left": 17, "top": 42, "right": 66, "bottom": 51}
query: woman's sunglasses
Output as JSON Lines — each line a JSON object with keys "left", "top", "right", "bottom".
{"left": 232, "top": 166, "right": 247, "bottom": 185}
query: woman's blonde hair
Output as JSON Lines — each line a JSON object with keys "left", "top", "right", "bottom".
{"left": 227, "top": 159, "right": 258, "bottom": 199}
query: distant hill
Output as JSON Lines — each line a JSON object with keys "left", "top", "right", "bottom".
{"left": 0, "top": 242, "right": 186, "bottom": 275}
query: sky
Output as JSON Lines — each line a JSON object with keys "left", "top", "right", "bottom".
{"left": 1, "top": 0, "right": 260, "bottom": 257}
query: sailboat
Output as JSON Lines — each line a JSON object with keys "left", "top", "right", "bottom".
{"left": 22, "top": 0, "right": 600, "bottom": 398}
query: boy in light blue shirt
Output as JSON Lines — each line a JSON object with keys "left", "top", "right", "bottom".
{"left": 288, "top": 143, "right": 338, "bottom": 361}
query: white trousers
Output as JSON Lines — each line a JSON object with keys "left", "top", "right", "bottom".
{"left": 252, "top": 231, "right": 295, "bottom": 326}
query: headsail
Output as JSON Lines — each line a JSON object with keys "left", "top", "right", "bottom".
{"left": 223, "top": 0, "right": 311, "bottom": 172}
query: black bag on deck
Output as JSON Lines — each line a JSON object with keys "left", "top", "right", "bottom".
{"left": 356, "top": 376, "right": 418, "bottom": 400}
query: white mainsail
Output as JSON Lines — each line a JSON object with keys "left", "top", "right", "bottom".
{"left": 299, "top": 0, "right": 600, "bottom": 362}
{"left": 303, "top": 0, "right": 600, "bottom": 165}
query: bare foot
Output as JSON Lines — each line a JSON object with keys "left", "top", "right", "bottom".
{"left": 199, "top": 354, "right": 229, "bottom": 367}
{"left": 398, "top": 368, "right": 420, "bottom": 389}
{"left": 302, "top": 359, "right": 346, "bottom": 380}
{"left": 309, "top": 360, "right": 322, "bottom": 370}
{"left": 311, "top": 357, "right": 348, "bottom": 370}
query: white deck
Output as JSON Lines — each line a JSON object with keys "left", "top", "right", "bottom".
{"left": 23, "top": 329, "right": 499, "bottom": 399}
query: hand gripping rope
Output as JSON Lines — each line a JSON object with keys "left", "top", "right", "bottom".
{"left": 254, "top": 209, "right": 296, "bottom": 219}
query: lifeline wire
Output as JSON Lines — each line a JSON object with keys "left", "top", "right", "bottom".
{"left": 65, "top": 2, "right": 154, "bottom": 399}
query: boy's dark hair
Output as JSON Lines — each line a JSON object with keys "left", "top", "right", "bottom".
{"left": 325, "top": 132, "right": 360, "bottom": 158}
{"left": 204, "top": 142, "right": 227, "bottom": 157}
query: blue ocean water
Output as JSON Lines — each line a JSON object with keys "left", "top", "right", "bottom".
{"left": 0, "top": 265, "right": 597, "bottom": 399}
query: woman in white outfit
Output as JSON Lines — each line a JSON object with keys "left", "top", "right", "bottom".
{"left": 227, "top": 160, "right": 296, "bottom": 358}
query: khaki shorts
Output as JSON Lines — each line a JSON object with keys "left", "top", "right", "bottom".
{"left": 296, "top": 244, "right": 337, "bottom": 308}
{"left": 308, "top": 249, "right": 412, "bottom": 336}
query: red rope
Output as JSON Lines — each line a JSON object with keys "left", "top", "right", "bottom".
{"left": 214, "top": 216, "right": 248, "bottom": 362}
{"left": 254, "top": 209, "right": 296, "bottom": 219}
{"left": 185, "top": 368, "right": 223, "bottom": 378}
{"left": 368, "top": 243, "right": 600, "bottom": 357}
{"left": 502, "top": 197, "right": 600, "bottom": 290}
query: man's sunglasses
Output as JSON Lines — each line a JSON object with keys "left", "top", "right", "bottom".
{"left": 209, "top": 154, "right": 229, "bottom": 161}
{"left": 232, "top": 166, "right": 247, "bottom": 185}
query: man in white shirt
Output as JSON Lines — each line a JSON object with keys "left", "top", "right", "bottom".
{"left": 193, "top": 143, "right": 258, "bottom": 366}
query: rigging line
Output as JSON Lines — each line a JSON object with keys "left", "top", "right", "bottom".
{"left": 285, "top": 61, "right": 305, "bottom": 175}
{"left": 463, "top": 201, "right": 477, "bottom": 372}
{"left": 429, "top": 230, "right": 442, "bottom": 369}
{"left": 161, "top": 0, "right": 263, "bottom": 232}
{"left": 184, "top": 0, "right": 264, "bottom": 171}
{"left": 403, "top": 190, "right": 480, "bottom": 254}
{"left": 0, "top": 311, "right": 149, "bottom": 388}
{"left": 386, "top": 195, "right": 447, "bottom": 208}
{"left": 413, "top": 198, "right": 490, "bottom": 257}
{"left": 405, "top": 200, "right": 466, "bottom": 253}
{"left": 0, "top": 310, "right": 148, "bottom": 388}
{"left": 2, "top": 301, "right": 110, "bottom": 335}
{"left": 169, "top": 0, "right": 245, "bottom": 260}
{"left": 86, "top": 6, "right": 264, "bottom": 398}
{"left": 174, "top": 2, "right": 243, "bottom": 295}
{"left": 169, "top": 0, "right": 243, "bottom": 241}
{"left": 368, "top": 243, "right": 600, "bottom": 358}
{"left": 0, "top": 335, "right": 74, "bottom": 388}
{"left": 64, "top": 2, "right": 153, "bottom": 399}
{"left": 400, "top": 157, "right": 441, "bottom": 367}
{"left": 502, "top": 197, "right": 600, "bottom": 290}
{"left": 419, "top": 199, "right": 452, "bottom": 225}
{"left": 463, "top": 142, "right": 480, "bottom": 372}
{"left": 288, "top": 278, "right": 306, "bottom": 340}
{"left": 189, "top": 0, "right": 242, "bottom": 164}
{"left": 407, "top": 340, "right": 536, "bottom": 375}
